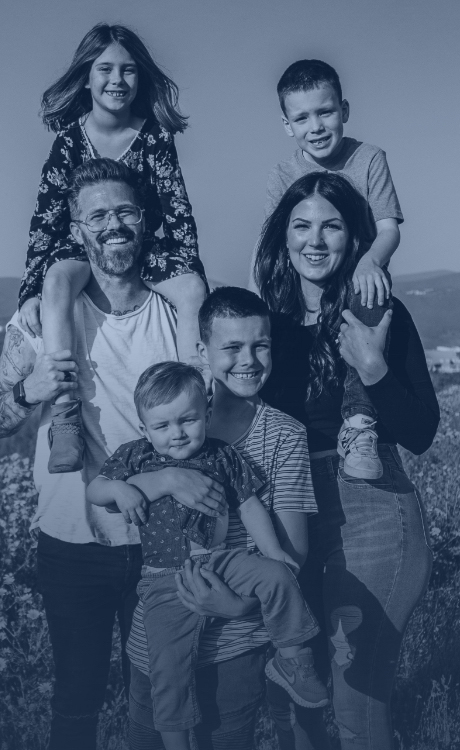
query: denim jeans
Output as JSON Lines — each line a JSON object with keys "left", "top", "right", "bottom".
{"left": 128, "top": 648, "right": 267, "bottom": 750}
{"left": 137, "top": 548, "right": 318, "bottom": 731}
{"left": 37, "top": 531, "right": 143, "bottom": 750}
{"left": 342, "top": 275, "right": 392, "bottom": 420}
{"left": 266, "top": 445, "right": 432, "bottom": 750}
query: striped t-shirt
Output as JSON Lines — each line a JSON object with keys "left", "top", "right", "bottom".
{"left": 126, "top": 402, "right": 317, "bottom": 671}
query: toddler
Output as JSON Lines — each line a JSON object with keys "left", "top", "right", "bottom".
{"left": 87, "top": 361, "right": 327, "bottom": 749}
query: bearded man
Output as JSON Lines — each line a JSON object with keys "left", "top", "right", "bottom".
{"left": 0, "top": 159, "right": 224, "bottom": 750}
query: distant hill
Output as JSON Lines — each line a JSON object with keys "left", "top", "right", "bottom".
{"left": 1, "top": 271, "right": 459, "bottom": 350}
{"left": 392, "top": 270, "right": 460, "bottom": 349}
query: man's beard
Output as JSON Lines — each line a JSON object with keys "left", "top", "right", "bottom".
{"left": 83, "top": 228, "right": 142, "bottom": 276}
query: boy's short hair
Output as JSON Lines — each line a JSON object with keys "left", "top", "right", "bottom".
{"left": 68, "top": 158, "right": 144, "bottom": 218}
{"left": 134, "top": 361, "right": 207, "bottom": 419}
{"left": 199, "top": 286, "right": 270, "bottom": 344}
{"left": 277, "top": 60, "right": 342, "bottom": 115}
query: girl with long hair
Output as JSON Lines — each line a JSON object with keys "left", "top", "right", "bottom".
{"left": 255, "top": 172, "right": 439, "bottom": 749}
{"left": 17, "top": 23, "right": 206, "bottom": 473}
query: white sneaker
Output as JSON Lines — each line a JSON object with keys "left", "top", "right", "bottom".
{"left": 338, "top": 414, "right": 383, "bottom": 479}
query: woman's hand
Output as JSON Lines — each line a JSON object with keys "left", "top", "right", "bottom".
{"left": 338, "top": 309, "right": 392, "bottom": 386}
{"left": 17, "top": 298, "right": 42, "bottom": 338}
{"left": 175, "top": 559, "right": 258, "bottom": 618}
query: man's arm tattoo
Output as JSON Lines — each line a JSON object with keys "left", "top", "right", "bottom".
{"left": 0, "top": 326, "right": 37, "bottom": 437}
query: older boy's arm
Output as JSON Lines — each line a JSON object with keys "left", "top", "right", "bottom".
{"left": 353, "top": 218, "right": 400, "bottom": 308}
{"left": 274, "top": 512, "right": 309, "bottom": 570}
{"left": 238, "top": 495, "right": 299, "bottom": 571}
{"left": 127, "top": 468, "right": 227, "bottom": 516}
{"left": 0, "top": 325, "right": 78, "bottom": 438}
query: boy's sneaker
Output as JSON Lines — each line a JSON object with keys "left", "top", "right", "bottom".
{"left": 338, "top": 414, "right": 383, "bottom": 480}
{"left": 48, "top": 399, "right": 84, "bottom": 474}
{"left": 265, "top": 648, "right": 329, "bottom": 708}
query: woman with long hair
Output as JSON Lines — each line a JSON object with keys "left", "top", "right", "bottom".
{"left": 17, "top": 23, "right": 206, "bottom": 473}
{"left": 254, "top": 171, "right": 439, "bottom": 749}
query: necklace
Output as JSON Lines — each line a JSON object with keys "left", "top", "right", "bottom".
{"left": 111, "top": 305, "right": 141, "bottom": 316}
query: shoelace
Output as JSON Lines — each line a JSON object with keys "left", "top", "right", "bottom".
{"left": 341, "top": 424, "right": 378, "bottom": 457}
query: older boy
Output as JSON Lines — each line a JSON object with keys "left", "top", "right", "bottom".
{"left": 122, "top": 287, "right": 320, "bottom": 750}
{"left": 252, "top": 59, "right": 404, "bottom": 480}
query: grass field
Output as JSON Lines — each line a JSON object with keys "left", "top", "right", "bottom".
{"left": 1, "top": 375, "right": 460, "bottom": 749}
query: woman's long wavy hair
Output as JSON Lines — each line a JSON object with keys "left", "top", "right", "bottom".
{"left": 254, "top": 172, "right": 366, "bottom": 401}
{"left": 41, "top": 23, "right": 187, "bottom": 134}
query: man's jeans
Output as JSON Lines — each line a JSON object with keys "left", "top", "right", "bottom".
{"left": 37, "top": 531, "right": 143, "bottom": 750}
{"left": 129, "top": 647, "right": 267, "bottom": 750}
{"left": 266, "top": 446, "right": 432, "bottom": 750}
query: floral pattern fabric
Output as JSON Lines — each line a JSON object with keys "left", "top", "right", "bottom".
{"left": 19, "top": 117, "right": 205, "bottom": 307}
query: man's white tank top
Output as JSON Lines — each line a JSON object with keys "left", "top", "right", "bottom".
{"left": 9, "top": 291, "right": 178, "bottom": 546}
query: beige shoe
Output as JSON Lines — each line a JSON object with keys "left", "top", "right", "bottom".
{"left": 338, "top": 414, "right": 383, "bottom": 479}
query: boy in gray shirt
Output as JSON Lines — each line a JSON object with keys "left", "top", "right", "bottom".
{"left": 252, "top": 59, "right": 403, "bottom": 481}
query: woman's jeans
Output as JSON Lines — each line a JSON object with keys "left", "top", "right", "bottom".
{"left": 129, "top": 647, "right": 267, "bottom": 750}
{"left": 267, "top": 445, "right": 432, "bottom": 750}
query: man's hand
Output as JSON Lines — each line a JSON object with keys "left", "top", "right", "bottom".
{"left": 338, "top": 309, "right": 392, "bottom": 385}
{"left": 175, "top": 559, "right": 258, "bottom": 618}
{"left": 23, "top": 349, "right": 78, "bottom": 404}
{"left": 352, "top": 255, "right": 390, "bottom": 309}
{"left": 114, "top": 484, "right": 148, "bottom": 526}
{"left": 17, "top": 297, "right": 42, "bottom": 338}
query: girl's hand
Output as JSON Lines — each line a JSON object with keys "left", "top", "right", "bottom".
{"left": 175, "top": 559, "right": 258, "bottom": 618}
{"left": 18, "top": 298, "right": 42, "bottom": 338}
{"left": 338, "top": 309, "right": 392, "bottom": 385}
{"left": 352, "top": 256, "right": 390, "bottom": 309}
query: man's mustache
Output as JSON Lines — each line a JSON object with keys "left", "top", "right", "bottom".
{"left": 97, "top": 228, "right": 135, "bottom": 245}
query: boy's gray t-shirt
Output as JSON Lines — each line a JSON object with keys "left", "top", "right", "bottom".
{"left": 265, "top": 138, "right": 403, "bottom": 246}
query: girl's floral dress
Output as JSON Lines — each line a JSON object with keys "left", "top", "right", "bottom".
{"left": 19, "top": 117, "right": 205, "bottom": 307}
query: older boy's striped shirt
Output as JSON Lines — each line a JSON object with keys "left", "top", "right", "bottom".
{"left": 126, "top": 402, "right": 317, "bottom": 671}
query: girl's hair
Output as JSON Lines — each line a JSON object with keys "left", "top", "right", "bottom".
{"left": 41, "top": 23, "right": 187, "bottom": 134}
{"left": 254, "top": 171, "right": 365, "bottom": 401}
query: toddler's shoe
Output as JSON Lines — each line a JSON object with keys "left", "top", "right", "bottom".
{"left": 338, "top": 414, "right": 383, "bottom": 480}
{"left": 265, "top": 648, "right": 329, "bottom": 708}
{"left": 48, "top": 399, "right": 84, "bottom": 474}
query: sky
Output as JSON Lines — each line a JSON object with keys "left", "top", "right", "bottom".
{"left": 1, "top": 0, "right": 460, "bottom": 286}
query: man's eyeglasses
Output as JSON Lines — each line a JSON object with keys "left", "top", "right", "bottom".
{"left": 73, "top": 206, "right": 144, "bottom": 233}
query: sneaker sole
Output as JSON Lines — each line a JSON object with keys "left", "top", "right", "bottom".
{"left": 265, "top": 659, "right": 329, "bottom": 709}
{"left": 343, "top": 461, "right": 383, "bottom": 480}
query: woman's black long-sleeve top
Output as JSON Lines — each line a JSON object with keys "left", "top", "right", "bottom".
{"left": 261, "top": 297, "right": 440, "bottom": 455}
